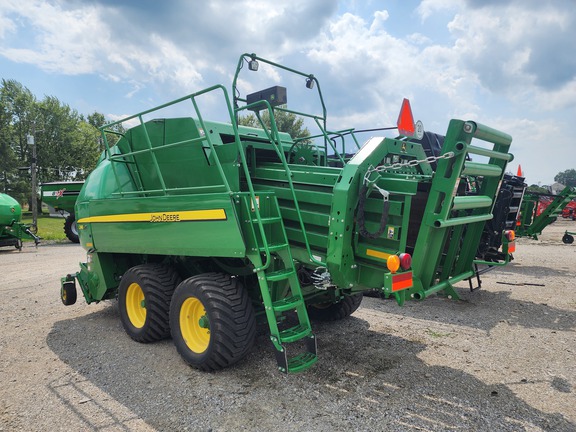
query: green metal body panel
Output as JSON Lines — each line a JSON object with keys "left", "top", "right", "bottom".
{"left": 40, "top": 181, "right": 84, "bottom": 213}
{"left": 76, "top": 253, "right": 129, "bottom": 303}
{"left": 77, "top": 193, "right": 245, "bottom": 257}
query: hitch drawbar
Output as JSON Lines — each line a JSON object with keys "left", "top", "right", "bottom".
{"left": 60, "top": 274, "right": 77, "bottom": 306}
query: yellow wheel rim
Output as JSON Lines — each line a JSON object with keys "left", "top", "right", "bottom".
{"left": 180, "top": 297, "right": 210, "bottom": 353}
{"left": 126, "top": 282, "right": 146, "bottom": 328}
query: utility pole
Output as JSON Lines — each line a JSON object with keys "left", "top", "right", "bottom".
{"left": 26, "top": 133, "right": 38, "bottom": 231}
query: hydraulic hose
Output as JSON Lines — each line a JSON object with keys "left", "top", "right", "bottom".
{"left": 357, "top": 184, "right": 390, "bottom": 239}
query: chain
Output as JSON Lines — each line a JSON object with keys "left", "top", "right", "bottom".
{"left": 364, "top": 151, "right": 455, "bottom": 185}
{"left": 362, "top": 151, "right": 455, "bottom": 201}
{"left": 378, "top": 151, "right": 455, "bottom": 172}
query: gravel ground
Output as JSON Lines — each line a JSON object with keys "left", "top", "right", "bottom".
{"left": 1, "top": 218, "right": 575, "bottom": 432}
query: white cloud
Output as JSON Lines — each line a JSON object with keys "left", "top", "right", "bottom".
{"left": 416, "top": 0, "right": 462, "bottom": 21}
{"left": 0, "top": 14, "right": 16, "bottom": 38}
{"left": 446, "top": 3, "right": 576, "bottom": 105}
{"left": 0, "top": 1, "right": 105, "bottom": 74}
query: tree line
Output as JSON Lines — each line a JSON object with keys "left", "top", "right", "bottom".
{"left": 0, "top": 79, "right": 118, "bottom": 204}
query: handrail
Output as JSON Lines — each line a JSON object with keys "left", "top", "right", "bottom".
{"left": 236, "top": 100, "right": 326, "bottom": 268}
{"left": 111, "top": 185, "right": 227, "bottom": 197}
{"left": 232, "top": 53, "right": 336, "bottom": 163}
{"left": 232, "top": 53, "right": 327, "bottom": 132}
{"left": 231, "top": 53, "right": 370, "bottom": 166}
{"left": 99, "top": 85, "right": 235, "bottom": 197}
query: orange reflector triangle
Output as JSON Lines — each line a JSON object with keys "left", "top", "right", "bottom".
{"left": 397, "top": 98, "right": 416, "bottom": 137}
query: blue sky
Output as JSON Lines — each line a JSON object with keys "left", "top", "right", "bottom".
{"left": 1, "top": 0, "right": 575, "bottom": 185}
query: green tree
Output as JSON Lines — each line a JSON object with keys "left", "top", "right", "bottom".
{"left": 87, "top": 111, "right": 125, "bottom": 149}
{"left": 87, "top": 111, "right": 106, "bottom": 129}
{"left": 73, "top": 121, "right": 101, "bottom": 179}
{"left": 527, "top": 184, "right": 548, "bottom": 194}
{"left": 0, "top": 86, "right": 16, "bottom": 193}
{"left": 34, "top": 96, "right": 103, "bottom": 182}
{"left": 0, "top": 79, "right": 112, "bottom": 203}
{"left": 0, "top": 79, "right": 37, "bottom": 201}
{"left": 554, "top": 169, "right": 576, "bottom": 187}
{"left": 238, "top": 108, "right": 310, "bottom": 142}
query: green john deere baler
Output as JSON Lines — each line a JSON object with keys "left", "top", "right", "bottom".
{"left": 61, "top": 54, "right": 517, "bottom": 373}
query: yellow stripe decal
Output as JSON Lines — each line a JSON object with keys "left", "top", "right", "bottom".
{"left": 78, "top": 209, "right": 226, "bottom": 224}
{"left": 366, "top": 248, "right": 392, "bottom": 261}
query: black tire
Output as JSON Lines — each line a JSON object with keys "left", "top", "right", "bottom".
{"left": 170, "top": 273, "right": 256, "bottom": 371}
{"left": 562, "top": 234, "right": 574, "bottom": 244}
{"left": 64, "top": 214, "right": 80, "bottom": 243}
{"left": 307, "top": 293, "right": 363, "bottom": 321}
{"left": 61, "top": 280, "right": 77, "bottom": 306}
{"left": 118, "top": 263, "right": 181, "bottom": 343}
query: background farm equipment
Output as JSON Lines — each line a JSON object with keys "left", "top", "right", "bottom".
{"left": 61, "top": 53, "right": 518, "bottom": 374}
{"left": 516, "top": 185, "right": 576, "bottom": 240}
{"left": 561, "top": 204, "right": 576, "bottom": 220}
{"left": 0, "top": 193, "right": 40, "bottom": 250}
{"left": 41, "top": 181, "right": 84, "bottom": 243}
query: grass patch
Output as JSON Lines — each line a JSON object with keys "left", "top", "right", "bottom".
{"left": 21, "top": 213, "right": 67, "bottom": 241}
{"left": 425, "top": 328, "right": 454, "bottom": 338}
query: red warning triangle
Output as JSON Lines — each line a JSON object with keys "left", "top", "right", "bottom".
{"left": 397, "top": 98, "right": 415, "bottom": 137}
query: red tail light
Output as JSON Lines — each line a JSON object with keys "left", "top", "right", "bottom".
{"left": 399, "top": 253, "right": 412, "bottom": 270}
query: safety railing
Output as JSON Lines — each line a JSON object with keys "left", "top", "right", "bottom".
{"left": 100, "top": 85, "right": 235, "bottom": 197}
{"left": 235, "top": 100, "right": 326, "bottom": 268}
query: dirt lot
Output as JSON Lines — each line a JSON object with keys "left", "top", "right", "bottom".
{"left": 1, "top": 219, "right": 575, "bottom": 431}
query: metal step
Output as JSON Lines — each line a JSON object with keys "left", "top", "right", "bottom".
{"left": 273, "top": 335, "right": 317, "bottom": 373}
{"left": 279, "top": 323, "right": 311, "bottom": 343}
{"left": 287, "top": 352, "right": 318, "bottom": 373}
{"left": 272, "top": 295, "right": 303, "bottom": 312}
{"left": 258, "top": 242, "right": 288, "bottom": 253}
{"left": 252, "top": 216, "right": 282, "bottom": 224}
{"left": 266, "top": 268, "right": 295, "bottom": 282}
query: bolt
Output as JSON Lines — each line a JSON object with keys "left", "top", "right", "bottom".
{"left": 463, "top": 122, "right": 473, "bottom": 133}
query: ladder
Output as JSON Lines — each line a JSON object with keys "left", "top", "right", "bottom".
{"left": 241, "top": 192, "right": 318, "bottom": 373}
